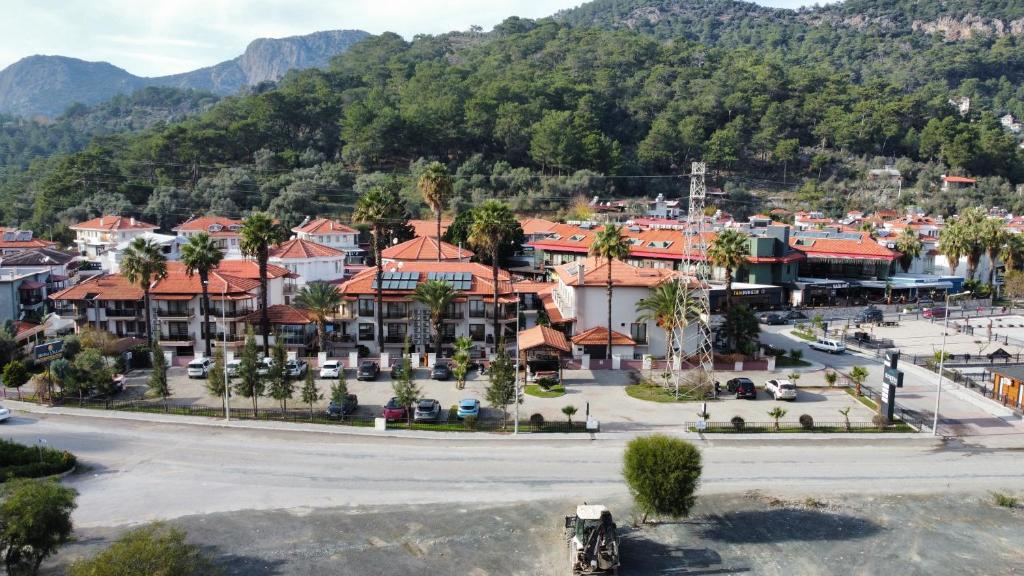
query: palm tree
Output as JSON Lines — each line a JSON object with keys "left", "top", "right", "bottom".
{"left": 940, "top": 222, "right": 969, "bottom": 278}
{"left": 418, "top": 161, "right": 453, "bottom": 261}
{"left": 181, "top": 232, "right": 223, "bottom": 357}
{"left": 707, "top": 228, "right": 749, "bottom": 310}
{"left": 1001, "top": 233, "right": 1024, "bottom": 272}
{"left": 980, "top": 217, "right": 1006, "bottom": 293}
{"left": 636, "top": 278, "right": 700, "bottom": 362}
{"left": 293, "top": 282, "right": 342, "bottom": 353}
{"left": 468, "top": 200, "right": 519, "bottom": 346}
{"left": 240, "top": 212, "right": 286, "bottom": 355}
{"left": 353, "top": 185, "right": 410, "bottom": 352}
{"left": 590, "top": 223, "right": 631, "bottom": 360}
{"left": 410, "top": 279, "right": 458, "bottom": 360}
{"left": 120, "top": 237, "right": 168, "bottom": 344}
{"left": 850, "top": 365, "right": 869, "bottom": 397}
{"left": 961, "top": 208, "right": 987, "bottom": 280}
{"left": 895, "top": 227, "right": 923, "bottom": 273}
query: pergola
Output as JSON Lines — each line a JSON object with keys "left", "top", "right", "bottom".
{"left": 517, "top": 325, "right": 571, "bottom": 381}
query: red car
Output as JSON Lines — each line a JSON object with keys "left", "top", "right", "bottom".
{"left": 381, "top": 397, "right": 407, "bottom": 421}
{"left": 923, "top": 307, "right": 947, "bottom": 319}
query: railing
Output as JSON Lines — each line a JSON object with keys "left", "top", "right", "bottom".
{"left": 156, "top": 308, "right": 193, "bottom": 318}
{"left": 105, "top": 308, "right": 142, "bottom": 318}
{"left": 207, "top": 333, "right": 245, "bottom": 343}
{"left": 468, "top": 310, "right": 486, "bottom": 319}
{"left": 485, "top": 310, "right": 517, "bottom": 320}
{"left": 158, "top": 332, "right": 194, "bottom": 343}
{"left": 441, "top": 312, "right": 464, "bottom": 320}
{"left": 383, "top": 310, "right": 408, "bottom": 319}
{"left": 686, "top": 420, "right": 916, "bottom": 433}
{"left": 384, "top": 335, "right": 407, "bottom": 344}
{"left": 206, "top": 307, "right": 255, "bottom": 318}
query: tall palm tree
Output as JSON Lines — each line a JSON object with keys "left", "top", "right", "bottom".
{"left": 940, "top": 222, "right": 969, "bottom": 278}
{"left": 410, "top": 279, "right": 458, "bottom": 360}
{"left": 181, "top": 232, "right": 223, "bottom": 357}
{"left": 1000, "top": 233, "right": 1024, "bottom": 272}
{"left": 353, "top": 184, "right": 410, "bottom": 352}
{"left": 980, "top": 217, "right": 1007, "bottom": 291}
{"left": 418, "top": 162, "right": 453, "bottom": 261}
{"left": 707, "top": 228, "right": 749, "bottom": 310}
{"left": 895, "top": 227, "right": 923, "bottom": 273}
{"left": 468, "top": 200, "right": 519, "bottom": 346}
{"left": 120, "top": 237, "right": 168, "bottom": 345}
{"left": 240, "top": 212, "right": 286, "bottom": 355}
{"left": 293, "top": 282, "right": 342, "bottom": 354}
{"left": 590, "top": 224, "right": 631, "bottom": 360}
{"left": 961, "top": 208, "right": 987, "bottom": 280}
{"left": 635, "top": 278, "right": 700, "bottom": 362}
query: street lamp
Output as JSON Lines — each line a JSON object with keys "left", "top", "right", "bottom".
{"left": 514, "top": 296, "right": 521, "bottom": 435}
{"left": 934, "top": 290, "right": 971, "bottom": 436}
{"left": 206, "top": 278, "right": 230, "bottom": 422}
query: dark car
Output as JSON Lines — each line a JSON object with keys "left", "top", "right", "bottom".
{"left": 726, "top": 377, "right": 757, "bottom": 399}
{"left": 356, "top": 361, "right": 379, "bottom": 381}
{"left": 327, "top": 394, "right": 359, "bottom": 417}
{"left": 784, "top": 310, "right": 808, "bottom": 321}
{"left": 758, "top": 313, "right": 787, "bottom": 325}
{"left": 381, "top": 397, "right": 407, "bottom": 421}
{"left": 413, "top": 399, "right": 442, "bottom": 422}
{"left": 431, "top": 360, "right": 452, "bottom": 380}
{"left": 856, "top": 306, "right": 884, "bottom": 323}
{"left": 391, "top": 359, "right": 413, "bottom": 380}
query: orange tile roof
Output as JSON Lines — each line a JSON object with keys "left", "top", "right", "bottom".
{"left": 518, "top": 325, "right": 571, "bottom": 353}
{"left": 49, "top": 274, "right": 143, "bottom": 302}
{"left": 410, "top": 218, "right": 452, "bottom": 238}
{"left": 513, "top": 281, "right": 555, "bottom": 294}
{"left": 381, "top": 236, "right": 472, "bottom": 261}
{"left": 943, "top": 175, "right": 976, "bottom": 184}
{"left": 790, "top": 234, "right": 898, "bottom": 261}
{"left": 70, "top": 215, "right": 158, "bottom": 231}
{"left": 291, "top": 217, "right": 357, "bottom": 235}
{"left": 173, "top": 216, "right": 244, "bottom": 237}
{"left": 0, "top": 230, "right": 56, "bottom": 250}
{"left": 554, "top": 257, "right": 677, "bottom": 288}
{"left": 571, "top": 326, "right": 636, "bottom": 346}
{"left": 338, "top": 261, "right": 511, "bottom": 298}
{"left": 528, "top": 223, "right": 719, "bottom": 262}
{"left": 242, "top": 304, "right": 315, "bottom": 325}
{"left": 150, "top": 262, "right": 261, "bottom": 296}
{"left": 270, "top": 238, "right": 345, "bottom": 260}
{"left": 214, "top": 260, "right": 291, "bottom": 280}
{"left": 519, "top": 218, "right": 559, "bottom": 236}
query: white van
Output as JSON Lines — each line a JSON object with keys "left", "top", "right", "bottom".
{"left": 810, "top": 339, "right": 846, "bottom": 354}
{"left": 187, "top": 357, "right": 213, "bottom": 378}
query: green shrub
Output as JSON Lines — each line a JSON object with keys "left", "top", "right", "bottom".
{"left": 789, "top": 349, "right": 803, "bottom": 362}
{"left": 67, "top": 523, "right": 219, "bottom": 576}
{"left": 622, "top": 435, "right": 702, "bottom": 523}
{"left": 529, "top": 413, "right": 545, "bottom": 427}
{"left": 730, "top": 416, "right": 745, "bottom": 431}
{"left": 536, "top": 377, "right": 557, "bottom": 391}
{"left": 0, "top": 439, "right": 77, "bottom": 481}
{"left": 991, "top": 491, "right": 1019, "bottom": 508}
{"left": 799, "top": 414, "right": 814, "bottom": 430}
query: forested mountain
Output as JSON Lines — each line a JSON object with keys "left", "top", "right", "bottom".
{"left": 3, "top": 1, "right": 1024, "bottom": 245}
{"left": 0, "top": 30, "right": 368, "bottom": 117}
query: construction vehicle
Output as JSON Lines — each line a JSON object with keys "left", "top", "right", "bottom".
{"left": 565, "top": 504, "right": 620, "bottom": 575}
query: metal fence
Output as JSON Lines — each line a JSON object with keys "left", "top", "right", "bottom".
{"left": 686, "top": 420, "right": 915, "bottom": 433}
{"left": 48, "top": 397, "right": 590, "bottom": 433}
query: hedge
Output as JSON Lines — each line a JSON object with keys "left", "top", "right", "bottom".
{"left": 0, "top": 439, "right": 76, "bottom": 481}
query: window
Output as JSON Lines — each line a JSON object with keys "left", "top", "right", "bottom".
{"left": 440, "top": 323, "right": 457, "bottom": 342}
{"left": 469, "top": 300, "right": 486, "bottom": 318}
{"left": 358, "top": 323, "right": 374, "bottom": 341}
{"left": 469, "top": 324, "right": 485, "bottom": 341}
{"left": 386, "top": 323, "right": 407, "bottom": 343}
{"left": 358, "top": 299, "right": 375, "bottom": 317}
{"left": 444, "top": 302, "right": 461, "bottom": 319}
{"left": 630, "top": 323, "right": 647, "bottom": 345}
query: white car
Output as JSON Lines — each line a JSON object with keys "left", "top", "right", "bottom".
{"left": 225, "top": 359, "right": 242, "bottom": 377}
{"left": 764, "top": 379, "right": 798, "bottom": 401}
{"left": 319, "top": 360, "right": 342, "bottom": 379}
{"left": 186, "top": 357, "right": 213, "bottom": 378}
{"left": 810, "top": 339, "right": 846, "bottom": 354}
{"left": 0, "top": 404, "right": 10, "bottom": 422}
{"left": 256, "top": 357, "right": 274, "bottom": 376}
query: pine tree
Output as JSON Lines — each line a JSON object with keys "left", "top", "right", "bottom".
{"left": 485, "top": 345, "right": 518, "bottom": 428}
{"left": 235, "top": 327, "right": 264, "bottom": 413}
{"left": 330, "top": 368, "right": 349, "bottom": 404}
{"left": 391, "top": 339, "right": 420, "bottom": 426}
{"left": 300, "top": 368, "right": 321, "bottom": 420}
{"left": 206, "top": 348, "right": 228, "bottom": 415}
{"left": 148, "top": 343, "right": 170, "bottom": 408}
{"left": 267, "top": 336, "right": 293, "bottom": 411}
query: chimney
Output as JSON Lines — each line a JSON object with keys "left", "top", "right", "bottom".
{"left": 130, "top": 217, "right": 136, "bottom": 226}
{"left": 577, "top": 263, "right": 585, "bottom": 286}
{"left": 99, "top": 217, "right": 105, "bottom": 227}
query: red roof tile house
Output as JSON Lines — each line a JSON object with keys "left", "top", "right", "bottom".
{"left": 380, "top": 236, "right": 473, "bottom": 263}
{"left": 269, "top": 238, "right": 347, "bottom": 289}
{"left": 71, "top": 215, "right": 158, "bottom": 260}
{"left": 336, "top": 262, "right": 515, "bottom": 359}
{"left": 0, "top": 229, "right": 57, "bottom": 255}
{"left": 173, "top": 216, "right": 245, "bottom": 258}
{"left": 291, "top": 217, "right": 364, "bottom": 264}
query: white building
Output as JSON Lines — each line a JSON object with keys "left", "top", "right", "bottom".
{"left": 106, "top": 232, "right": 184, "bottom": 273}
{"left": 269, "top": 238, "right": 346, "bottom": 296}
{"left": 70, "top": 216, "right": 159, "bottom": 260}
{"left": 291, "top": 217, "right": 364, "bottom": 264}
{"left": 173, "top": 216, "right": 245, "bottom": 259}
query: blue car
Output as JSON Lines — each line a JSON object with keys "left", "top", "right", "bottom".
{"left": 456, "top": 398, "right": 480, "bottom": 419}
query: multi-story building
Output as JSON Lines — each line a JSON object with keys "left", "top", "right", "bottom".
{"left": 48, "top": 274, "right": 147, "bottom": 339}
{"left": 70, "top": 216, "right": 159, "bottom": 260}
{"left": 0, "top": 267, "right": 57, "bottom": 326}
{"left": 381, "top": 236, "right": 473, "bottom": 264}
{"left": 269, "top": 238, "right": 346, "bottom": 292}
{"left": 105, "top": 232, "right": 184, "bottom": 273}
{"left": 291, "top": 217, "right": 364, "bottom": 264}
{"left": 173, "top": 216, "right": 245, "bottom": 259}
{"left": 335, "top": 262, "right": 516, "bottom": 359}
{"left": 0, "top": 228, "right": 57, "bottom": 255}
{"left": 0, "top": 248, "right": 78, "bottom": 294}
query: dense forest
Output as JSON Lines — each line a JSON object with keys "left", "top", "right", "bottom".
{"left": 4, "top": 0, "right": 1024, "bottom": 245}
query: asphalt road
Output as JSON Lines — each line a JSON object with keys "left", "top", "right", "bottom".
{"left": 5, "top": 412, "right": 1024, "bottom": 530}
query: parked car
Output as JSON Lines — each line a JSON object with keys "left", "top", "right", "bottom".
{"left": 381, "top": 397, "right": 407, "bottom": 421}
{"left": 810, "top": 339, "right": 846, "bottom": 354}
{"left": 186, "top": 357, "right": 213, "bottom": 378}
{"left": 0, "top": 404, "right": 9, "bottom": 422}
{"left": 226, "top": 359, "right": 242, "bottom": 377}
{"left": 528, "top": 359, "right": 560, "bottom": 383}
{"left": 855, "top": 306, "right": 884, "bottom": 323}
{"left": 456, "top": 398, "right": 480, "bottom": 419}
{"left": 256, "top": 357, "right": 274, "bottom": 376}
{"left": 327, "top": 394, "right": 359, "bottom": 417}
{"left": 319, "top": 360, "right": 342, "bottom": 379}
{"left": 356, "top": 361, "right": 379, "bottom": 381}
{"left": 391, "top": 359, "right": 413, "bottom": 380}
{"left": 726, "top": 377, "right": 757, "bottom": 399}
{"left": 923, "top": 307, "right": 948, "bottom": 319}
{"left": 758, "top": 313, "right": 787, "bottom": 325}
{"left": 111, "top": 374, "right": 125, "bottom": 394}
{"left": 784, "top": 310, "right": 808, "bottom": 321}
{"left": 764, "top": 379, "right": 798, "bottom": 401}
{"left": 285, "top": 359, "right": 308, "bottom": 378}
{"left": 431, "top": 360, "right": 452, "bottom": 380}
{"left": 413, "top": 398, "right": 442, "bottom": 422}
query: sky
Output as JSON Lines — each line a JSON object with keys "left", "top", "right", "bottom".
{"left": 0, "top": 0, "right": 829, "bottom": 77}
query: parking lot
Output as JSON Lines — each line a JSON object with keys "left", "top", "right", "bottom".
{"left": 847, "top": 317, "right": 1024, "bottom": 357}
{"left": 135, "top": 363, "right": 875, "bottom": 430}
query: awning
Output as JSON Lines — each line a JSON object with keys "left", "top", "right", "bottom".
{"left": 18, "top": 280, "right": 45, "bottom": 290}
{"left": 518, "top": 325, "right": 571, "bottom": 353}
{"left": 209, "top": 294, "right": 256, "bottom": 301}
{"left": 571, "top": 326, "right": 636, "bottom": 346}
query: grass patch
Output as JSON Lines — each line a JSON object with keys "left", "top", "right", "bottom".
{"left": 791, "top": 329, "right": 816, "bottom": 341}
{"left": 843, "top": 386, "right": 878, "bottom": 410}
{"left": 525, "top": 383, "right": 566, "bottom": 398}
{"left": 992, "top": 491, "right": 1020, "bottom": 508}
{"left": 775, "top": 356, "right": 812, "bottom": 368}
{"left": 625, "top": 383, "right": 703, "bottom": 403}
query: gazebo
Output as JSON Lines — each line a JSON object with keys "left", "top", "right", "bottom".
{"left": 517, "top": 325, "right": 571, "bottom": 382}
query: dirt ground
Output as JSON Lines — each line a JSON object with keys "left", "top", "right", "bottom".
{"left": 44, "top": 491, "right": 1024, "bottom": 575}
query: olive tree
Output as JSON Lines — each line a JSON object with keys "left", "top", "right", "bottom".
{"left": 622, "top": 434, "right": 702, "bottom": 524}
{"left": 0, "top": 479, "right": 77, "bottom": 576}
{"left": 67, "top": 523, "right": 219, "bottom": 576}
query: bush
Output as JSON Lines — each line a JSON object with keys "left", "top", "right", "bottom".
{"left": 536, "top": 377, "right": 557, "bottom": 391}
{"left": 789, "top": 349, "right": 803, "bottom": 362}
{"left": 623, "top": 435, "right": 702, "bottom": 523}
{"left": 730, "top": 416, "right": 745, "bottom": 431}
{"left": 463, "top": 415, "right": 478, "bottom": 430}
{"left": 529, "top": 413, "right": 545, "bottom": 427}
{"left": 799, "top": 414, "right": 814, "bottom": 430}
{"left": 991, "top": 491, "right": 1020, "bottom": 509}
{"left": 0, "top": 439, "right": 77, "bottom": 481}
{"left": 67, "top": 523, "right": 219, "bottom": 576}
{"left": 872, "top": 413, "right": 890, "bottom": 429}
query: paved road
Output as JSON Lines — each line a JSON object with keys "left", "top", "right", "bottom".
{"left": 6, "top": 412, "right": 1024, "bottom": 529}
{"left": 758, "top": 325, "right": 1024, "bottom": 436}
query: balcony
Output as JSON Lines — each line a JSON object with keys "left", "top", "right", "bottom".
{"left": 205, "top": 333, "right": 245, "bottom": 344}
{"left": 485, "top": 310, "right": 517, "bottom": 321}
{"left": 284, "top": 283, "right": 299, "bottom": 295}
{"left": 158, "top": 332, "right": 194, "bottom": 346}
{"left": 206, "top": 307, "right": 255, "bottom": 319}
{"left": 156, "top": 308, "right": 193, "bottom": 320}
{"left": 384, "top": 335, "right": 407, "bottom": 344}
{"left": 105, "top": 308, "right": 142, "bottom": 319}
{"left": 383, "top": 309, "right": 408, "bottom": 319}
{"left": 51, "top": 307, "right": 79, "bottom": 318}
{"left": 468, "top": 308, "right": 486, "bottom": 319}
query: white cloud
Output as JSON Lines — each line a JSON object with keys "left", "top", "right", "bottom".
{"left": 0, "top": 0, "right": 834, "bottom": 77}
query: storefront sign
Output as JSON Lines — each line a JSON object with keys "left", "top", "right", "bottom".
{"left": 883, "top": 366, "right": 904, "bottom": 388}
{"left": 33, "top": 340, "right": 63, "bottom": 362}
